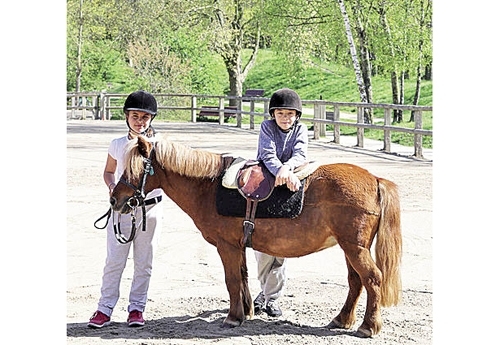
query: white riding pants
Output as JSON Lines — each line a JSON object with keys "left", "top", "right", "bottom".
{"left": 97, "top": 202, "right": 163, "bottom": 316}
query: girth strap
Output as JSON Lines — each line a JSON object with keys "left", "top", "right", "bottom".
{"left": 242, "top": 200, "right": 258, "bottom": 247}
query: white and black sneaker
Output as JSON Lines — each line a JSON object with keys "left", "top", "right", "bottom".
{"left": 253, "top": 291, "right": 265, "bottom": 314}
{"left": 265, "top": 299, "right": 282, "bottom": 317}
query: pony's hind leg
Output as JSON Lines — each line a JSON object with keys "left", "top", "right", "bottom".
{"left": 327, "top": 256, "right": 362, "bottom": 331}
{"left": 335, "top": 242, "right": 383, "bottom": 338}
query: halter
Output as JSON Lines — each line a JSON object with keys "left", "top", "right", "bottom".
{"left": 113, "top": 149, "right": 155, "bottom": 244}
{"left": 94, "top": 148, "right": 155, "bottom": 244}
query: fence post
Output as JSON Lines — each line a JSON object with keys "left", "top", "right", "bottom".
{"left": 249, "top": 100, "right": 255, "bottom": 130}
{"left": 235, "top": 99, "right": 242, "bottom": 128}
{"left": 356, "top": 106, "right": 364, "bottom": 148}
{"left": 414, "top": 110, "right": 423, "bottom": 158}
{"left": 71, "top": 95, "right": 76, "bottom": 119}
{"left": 313, "top": 104, "right": 320, "bottom": 140}
{"left": 191, "top": 96, "right": 197, "bottom": 123}
{"left": 333, "top": 105, "right": 340, "bottom": 144}
{"left": 313, "top": 103, "right": 326, "bottom": 138}
{"left": 383, "top": 108, "right": 391, "bottom": 152}
{"left": 218, "top": 97, "right": 225, "bottom": 126}
{"left": 264, "top": 101, "right": 270, "bottom": 120}
{"left": 105, "top": 94, "right": 111, "bottom": 120}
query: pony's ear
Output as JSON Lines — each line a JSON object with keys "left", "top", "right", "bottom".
{"left": 137, "top": 136, "right": 152, "bottom": 158}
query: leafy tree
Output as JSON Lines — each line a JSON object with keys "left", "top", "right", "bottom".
{"left": 67, "top": 0, "right": 215, "bottom": 94}
{"left": 66, "top": 0, "right": 432, "bottom": 114}
{"left": 338, "top": 0, "right": 372, "bottom": 122}
{"left": 256, "top": 0, "right": 431, "bottom": 123}
{"left": 367, "top": 0, "right": 432, "bottom": 122}
{"left": 182, "top": 0, "right": 263, "bottom": 107}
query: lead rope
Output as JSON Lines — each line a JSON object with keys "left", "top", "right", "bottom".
{"left": 94, "top": 207, "right": 111, "bottom": 229}
{"left": 94, "top": 206, "right": 144, "bottom": 244}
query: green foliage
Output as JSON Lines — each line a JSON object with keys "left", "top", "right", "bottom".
{"left": 66, "top": 0, "right": 432, "bottom": 147}
{"left": 243, "top": 49, "right": 432, "bottom": 107}
{"left": 66, "top": 39, "right": 139, "bottom": 92}
{"left": 166, "top": 28, "right": 228, "bottom": 95}
{"left": 241, "top": 49, "right": 432, "bottom": 148}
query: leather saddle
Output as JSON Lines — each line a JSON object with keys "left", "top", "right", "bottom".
{"left": 236, "top": 160, "right": 274, "bottom": 248}
{"left": 237, "top": 160, "right": 275, "bottom": 201}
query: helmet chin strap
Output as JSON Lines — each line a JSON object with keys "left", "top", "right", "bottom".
{"left": 126, "top": 121, "right": 148, "bottom": 135}
{"left": 126, "top": 116, "right": 155, "bottom": 136}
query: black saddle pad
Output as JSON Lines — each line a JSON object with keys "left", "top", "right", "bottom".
{"left": 216, "top": 177, "right": 305, "bottom": 218}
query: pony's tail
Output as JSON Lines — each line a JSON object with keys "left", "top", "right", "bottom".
{"left": 375, "top": 178, "right": 402, "bottom": 307}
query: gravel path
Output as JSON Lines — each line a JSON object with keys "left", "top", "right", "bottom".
{"left": 66, "top": 120, "right": 432, "bottom": 344}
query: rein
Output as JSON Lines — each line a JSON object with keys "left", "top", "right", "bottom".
{"left": 93, "top": 148, "right": 155, "bottom": 244}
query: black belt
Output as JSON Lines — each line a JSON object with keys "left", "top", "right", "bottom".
{"left": 144, "top": 196, "right": 162, "bottom": 206}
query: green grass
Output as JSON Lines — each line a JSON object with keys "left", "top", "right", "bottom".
{"left": 242, "top": 49, "right": 432, "bottom": 148}
{"left": 113, "top": 49, "right": 433, "bottom": 148}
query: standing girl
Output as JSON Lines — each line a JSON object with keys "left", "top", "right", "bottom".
{"left": 88, "top": 90, "right": 165, "bottom": 328}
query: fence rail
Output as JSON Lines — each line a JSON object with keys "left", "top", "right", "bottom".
{"left": 67, "top": 92, "right": 432, "bottom": 159}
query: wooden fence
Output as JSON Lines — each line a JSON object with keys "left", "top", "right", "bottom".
{"left": 67, "top": 92, "right": 432, "bottom": 159}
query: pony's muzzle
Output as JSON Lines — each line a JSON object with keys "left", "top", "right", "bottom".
{"left": 109, "top": 196, "right": 132, "bottom": 214}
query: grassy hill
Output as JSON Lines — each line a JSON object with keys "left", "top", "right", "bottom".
{"left": 240, "top": 49, "right": 433, "bottom": 148}
{"left": 243, "top": 50, "right": 432, "bottom": 106}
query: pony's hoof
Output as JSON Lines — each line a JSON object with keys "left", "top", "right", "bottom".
{"left": 221, "top": 318, "right": 242, "bottom": 328}
{"left": 220, "top": 322, "right": 236, "bottom": 329}
{"left": 326, "top": 318, "right": 349, "bottom": 329}
{"left": 354, "top": 327, "right": 373, "bottom": 338}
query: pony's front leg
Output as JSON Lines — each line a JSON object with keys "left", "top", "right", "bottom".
{"left": 216, "top": 239, "right": 247, "bottom": 327}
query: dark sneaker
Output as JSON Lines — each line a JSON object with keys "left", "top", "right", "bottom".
{"left": 88, "top": 311, "right": 111, "bottom": 328}
{"left": 127, "top": 310, "right": 145, "bottom": 327}
{"left": 253, "top": 291, "right": 265, "bottom": 314}
{"left": 265, "top": 299, "right": 282, "bottom": 317}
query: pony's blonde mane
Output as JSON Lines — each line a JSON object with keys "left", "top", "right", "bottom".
{"left": 124, "top": 135, "right": 224, "bottom": 180}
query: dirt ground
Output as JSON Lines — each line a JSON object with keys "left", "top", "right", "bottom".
{"left": 66, "top": 120, "right": 433, "bottom": 345}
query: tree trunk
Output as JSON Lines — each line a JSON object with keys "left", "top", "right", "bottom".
{"left": 390, "top": 72, "right": 402, "bottom": 122}
{"left": 214, "top": 1, "right": 260, "bottom": 109}
{"left": 379, "top": 1, "right": 402, "bottom": 123}
{"left": 226, "top": 61, "right": 243, "bottom": 107}
{"left": 227, "top": 24, "right": 260, "bottom": 108}
{"left": 410, "top": 0, "right": 426, "bottom": 122}
{"left": 338, "top": 0, "right": 370, "bottom": 123}
{"left": 75, "top": 0, "right": 84, "bottom": 93}
{"left": 352, "top": 0, "right": 373, "bottom": 123}
{"left": 424, "top": 64, "right": 432, "bottom": 80}
{"left": 410, "top": 67, "right": 422, "bottom": 122}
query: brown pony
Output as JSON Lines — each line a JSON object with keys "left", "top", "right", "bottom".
{"left": 110, "top": 135, "right": 402, "bottom": 338}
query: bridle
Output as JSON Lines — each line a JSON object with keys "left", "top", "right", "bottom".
{"left": 94, "top": 148, "right": 155, "bottom": 244}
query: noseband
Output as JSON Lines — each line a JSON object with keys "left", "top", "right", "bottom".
{"left": 94, "top": 148, "right": 155, "bottom": 244}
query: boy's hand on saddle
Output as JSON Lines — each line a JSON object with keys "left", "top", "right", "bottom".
{"left": 286, "top": 175, "right": 301, "bottom": 192}
{"left": 275, "top": 165, "right": 301, "bottom": 191}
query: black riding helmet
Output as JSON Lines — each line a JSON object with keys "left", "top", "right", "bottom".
{"left": 123, "top": 90, "right": 157, "bottom": 115}
{"left": 123, "top": 90, "right": 157, "bottom": 135}
{"left": 269, "top": 88, "right": 302, "bottom": 118}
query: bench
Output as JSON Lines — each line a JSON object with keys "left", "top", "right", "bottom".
{"left": 243, "top": 89, "right": 265, "bottom": 99}
{"left": 197, "top": 106, "right": 238, "bottom": 120}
